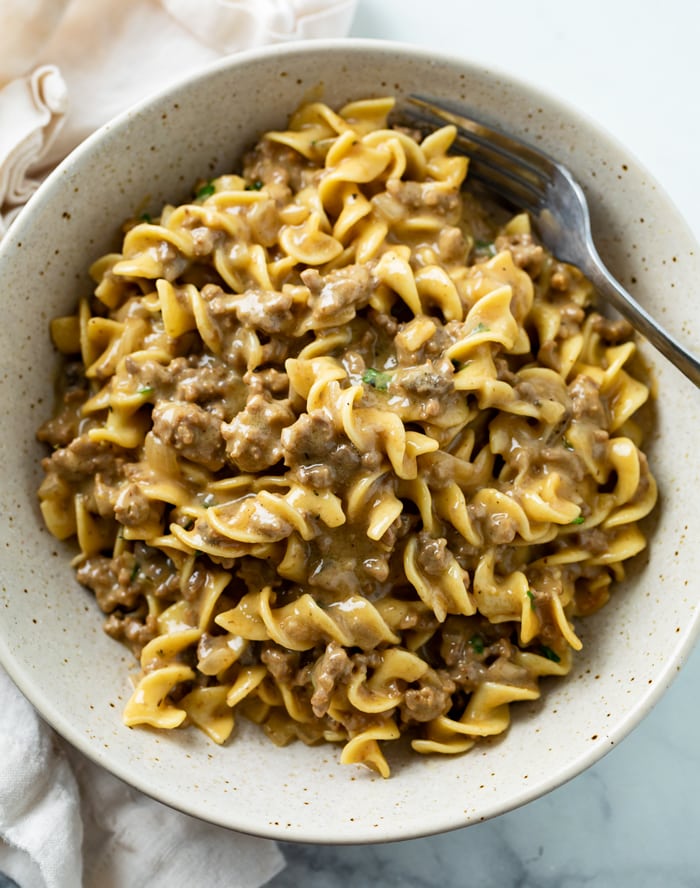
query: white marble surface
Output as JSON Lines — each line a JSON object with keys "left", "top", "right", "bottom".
{"left": 269, "top": 1, "right": 700, "bottom": 885}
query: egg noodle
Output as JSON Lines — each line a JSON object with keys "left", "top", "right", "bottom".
{"left": 37, "top": 97, "right": 657, "bottom": 777}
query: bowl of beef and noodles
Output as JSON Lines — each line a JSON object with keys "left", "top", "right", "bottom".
{"left": 0, "top": 39, "right": 697, "bottom": 842}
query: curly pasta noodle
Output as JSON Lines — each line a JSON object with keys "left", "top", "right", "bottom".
{"left": 37, "top": 97, "right": 657, "bottom": 777}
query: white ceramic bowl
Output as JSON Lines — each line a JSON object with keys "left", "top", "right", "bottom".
{"left": 1, "top": 39, "right": 698, "bottom": 843}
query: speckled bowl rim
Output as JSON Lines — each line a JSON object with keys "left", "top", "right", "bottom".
{"left": 0, "top": 38, "right": 698, "bottom": 844}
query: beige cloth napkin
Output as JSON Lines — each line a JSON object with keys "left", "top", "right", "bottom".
{"left": 0, "top": 0, "right": 357, "bottom": 233}
{"left": 0, "top": 1, "right": 357, "bottom": 885}
{"left": 0, "top": 64, "right": 67, "bottom": 233}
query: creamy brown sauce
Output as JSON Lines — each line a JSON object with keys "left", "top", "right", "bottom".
{"left": 36, "top": 98, "right": 657, "bottom": 776}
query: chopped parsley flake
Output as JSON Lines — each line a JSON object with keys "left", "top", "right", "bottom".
{"left": 196, "top": 180, "right": 216, "bottom": 199}
{"left": 130, "top": 562, "right": 140, "bottom": 582}
{"left": 468, "top": 634, "right": 485, "bottom": 655}
{"left": 139, "top": 212, "right": 152, "bottom": 224}
{"left": 137, "top": 385, "right": 154, "bottom": 396}
{"left": 246, "top": 179, "right": 263, "bottom": 191}
{"left": 526, "top": 589, "right": 536, "bottom": 608}
{"left": 474, "top": 239, "right": 497, "bottom": 256}
{"left": 362, "top": 368, "right": 392, "bottom": 391}
{"left": 562, "top": 437, "right": 575, "bottom": 451}
{"left": 470, "top": 322, "right": 491, "bottom": 336}
{"left": 570, "top": 515, "right": 585, "bottom": 525}
{"left": 540, "top": 645, "right": 561, "bottom": 663}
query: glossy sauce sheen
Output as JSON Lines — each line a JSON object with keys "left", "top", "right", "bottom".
{"left": 36, "top": 98, "right": 657, "bottom": 777}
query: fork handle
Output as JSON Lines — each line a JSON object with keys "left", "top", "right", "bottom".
{"left": 581, "top": 246, "right": 700, "bottom": 388}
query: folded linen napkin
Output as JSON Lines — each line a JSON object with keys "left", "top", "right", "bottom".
{"left": 0, "top": 0, "right": 357, "bottom": 233}
{"left": 0, "top": 670, "right": 286, "bottom": 888}
{"left": 0, "top": 64, "right": 68, "bottom": 234}
{"left": 0, "top": 1, "right": 357, "bottom": 885}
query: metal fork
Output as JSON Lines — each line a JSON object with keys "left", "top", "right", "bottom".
{"left": 402, "top": 95, "right": 700, "bottom": 388}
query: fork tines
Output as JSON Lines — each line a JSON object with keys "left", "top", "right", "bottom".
{"left": 403, "top": 95, "right": 555, "bottom": 213}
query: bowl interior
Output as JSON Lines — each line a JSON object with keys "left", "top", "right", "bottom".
{"left": 0, "top": 39, "right": 698, "bottom": 843}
